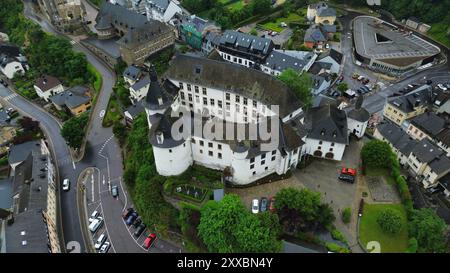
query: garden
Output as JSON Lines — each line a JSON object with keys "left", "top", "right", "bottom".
{"left": 102, "top": 95, "right": 123, "bottom": 127}
{"left": 259, "top": 8, "right": 307, "bottom": 33}
{"left": 359, "top": 203, "right": 409, "bottom": 253}
{"left": 173, "top": 184, "right": 210, "bottom": 203}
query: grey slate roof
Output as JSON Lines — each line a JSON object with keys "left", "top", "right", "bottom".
{"left": 34, "top": 75, "right": 61, "bottom": 92}
{"left": 130, "top": 75, "right": 150, "bottom": 91}
{"left": 428, "top": 154, "right": 450, "bottom": 175}
{"left": 309, "top": 62, "right": 332, "bottom": 75}
{"left": 319, "top": 48, "right": 343, "bottom": 64}
{"left": 389, "top": 84, "right": 433, "bottom": 113}
{"left": 376, "top": 122, "right": 417, "bottom": 155}
{"left": 304, "top": 104, "right": 348, "bottom": 144}
{"left": 8, "top": 140, "right": 40, "bottom": 166}
{"left": 320, "top": 24, "right": 337, "bottom": 34}
{"left": 348, "top": 97, "right": 370, "bottom": 122}
{"left": 264, "top": 50, "right": 315, "bottom": 72}
{"left": 123, "top": 65, "right": 142, "bottom": 81}
{"left": 318, "top": 7, "right": 336, "bottom": 17}
{"left": 219, "top": 30, "right": 274, "bottom": 56}
{"left": 304, "top": 26, "right": 327, "bottom": 43}
{"left": 410, "top": 112, "right": 447, "bottom": 137}
{"left": 204, "top": 31, "right": 221, "bottom": 47}
{"left": 411, "top": 138, "right": 444, "bottom": 164}
{"left": 144, "top": 66, "right": 176, "bottom": 110}
{"left": 0, "top": 177, "right": 12, "bottom": 209}
{"left": 96, "top": 2, "right": 171, "bottom": 49}
{"left": 165, "top": 54, "right": 303, "bottom": 118}
{"left": 436, "top": 128, "right": 450, "bottom": 148}
{"left": 49, "top": 86, "right": 90, "bottom": 109}
{"left": 125, "top": 101, "right": 145, "bottom": 119}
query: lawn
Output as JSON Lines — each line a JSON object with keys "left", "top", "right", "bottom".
{"left": 260, "top": 12, "right": 305, "bottom": 32}
{"left": 428, "top": 23, "right": 450, "bottom": 48}
{"left": 102, "top": 95, "right": 122, "bottom": 127}
{"left": 366, "top": 166, "right": 395, "bottom": 185}
{"left": 359, "top": 203, "right": 409, "bottom": 253}
{"left": 225, "top": 1, "right": 245, "bottom": 12}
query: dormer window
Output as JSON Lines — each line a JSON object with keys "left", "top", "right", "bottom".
{"left": 320, "top": 129, "right": 325, "bottom": 135}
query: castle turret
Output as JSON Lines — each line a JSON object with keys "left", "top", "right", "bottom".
{"left": 347, "top": 96, "right": 370, "bottom": 138}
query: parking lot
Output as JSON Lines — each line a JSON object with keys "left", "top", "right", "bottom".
{"left": 81, "top": 166, "right": 180, "bottom": 253}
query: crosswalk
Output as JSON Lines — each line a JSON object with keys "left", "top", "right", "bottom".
{"left": 70, "top": 40, "right": 76, "bottom": 45}
{"left": 3, "top": 93, "right": 17, "bottom": 101}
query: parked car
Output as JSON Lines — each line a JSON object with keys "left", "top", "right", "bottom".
{"left": 338, "top": 173, "right": 355, "bottom": 183}
{"left": 89, "top": 217, "right": 104, "bottom": 233}
{"left": 143, "top": 233, "right": 157, "bottom": 249}
{"left": 362, "top": 78, "right": 370, "bottom": 85}
{"left": 62, "top": 178, "right": 70, "bottom": 191}
{"left": 251, "top": 199, "right": 259, "bottom": 214}
{"left": 111, "top": 185, "right": 119, "bottom": 198}
{"left": 341, "top": 167, "right": 357, "bottom": 176}
{"left": 437, "top": 83, "right": 447, "bottom": 91}
{"left": 94, "top": 233, "right": 107, "bottom": 250}
{"left": 268, "top": 197, "right": 276, "bottom": 212}
{"left": 126, "top": 212, "right": 138, "bottom": 226}
{"left": 99, "top": 241, "right": 110, "bottom": 253}
{"left": 134, "top": 223, "right": 147, "bottom": 237}
{"left": 336, "top": 75, "right": 344, "bottom": 84}
{"left": 427, "top": 185, "right": 444, "bottom": 195}
{"left": 352, "top": 73, "right": 359, "bottom": 79}
{"left": 132, "top": 218, "right": 142, "bottom": 228}
{"left": 260, "top": 197, "right": 268, "bottom": 212}
{"left": 89, "top": 210, "right": 100, "bottom": 223}
{"left": 357, "top": 76, "right": 364, "bottom": 81}
{"left": 122, "top": 208, "right": 134, "bottom": 219}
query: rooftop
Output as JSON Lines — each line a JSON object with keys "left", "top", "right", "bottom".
{"left": 353, "top": 16, "right": 440, "bottom": 63}
{"left": 264, "top": 50, "right": 316, "bottom": 72}
{"left": 34, "top": 75, "right": 62, "bottom": 92}
{"left": 49, "top": 86, "right": 90, "bottom": 109}
{"left": 123, "top": 65, "right": 142, "bottom": 81}
{"left": 304, "top": 104, "right": 348, "bottom": 144}
{"left": 388, "top": 84, "right": 432, "bottom": 113}
{"left": 376, "top": 122, "right": 418, "bottom": 156}
{"left": 165, "top": 54, "right": 303, "bottom": 118}
{"left": 410, "top": 111, "right": 447, "bottom": 137}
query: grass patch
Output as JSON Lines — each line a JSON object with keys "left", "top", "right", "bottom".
{"left": 226, "top": 1, "right": 245, "bottom": 12}
{"left": 359, "top": 203, "right": 409, "bottom": 253}
{"left": 260, "top": 12, "right": 304, "bottom": 32}
{"left": 87, "top": 63, "right": 102, "bottom": 93}
{"left": 428, "top": 23, "right": 450, "bottom": 48}
{"left": 366, "top": 166, "right": 395, "bottom": 185}
{"left": 102, "top": 95, "right": 122, "bottom": 127}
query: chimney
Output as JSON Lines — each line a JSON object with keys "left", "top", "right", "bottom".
{"left": 156, "top": 131, "right": 164, "bottom": 144}
{"left": 158, "top": 97, "right": 163, "bottom": 105}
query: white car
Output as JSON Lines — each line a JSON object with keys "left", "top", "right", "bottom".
{"left": 437, "top": 83, "right": 447, "bottom": 91}
{"left": 94, "top": 233, "right": 107, "bottom": 250}
{"left": 99, "top": 241, "right": 111, "bottom": 253}
{"left": 251, "top": 199, "right": 259, "bottom": 214}
{"left": 325, "top": 43, "right": 330, "bottom": 49}
{"left": 62, "top": 179, "right": 70, "bottom": 191}
{"left": 89, "top": 210, "right": 100, "bottom": 223}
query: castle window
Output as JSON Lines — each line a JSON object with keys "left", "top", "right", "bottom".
{"left": 253, "top": 100, "right": 257, "bottom": 107}
{"left": 218, "top": 144, "right": 222, "bottom": 150}
{"left": 252, "top": 171, "right": 256, "bottom": 176}
{"left": 208, "top": 151, "right": 213, "bottom": 157}
{"left": 210, "top": 98, "right": 215, "bottom": 106}
{"left": 271, "top": 156, "right": 276, "bottom": 161}
{"left": 203, "top": 97, "right": 207, "bottom": 105}
{"left": 226, "top": 93, "right": 230, "bottom": 100}
{"left": 200, "top": 149, "right": 203, "bottom": 154}
{"left": 250, "top": 164, "right": 254, "bottom": 170}
{"left": 195, "top": 86, "right": 199, "bottom": 93}
{"left": 218, "top": 100, "right": 223, "bottom": 108}
{"left": 188, "top": 94, "right": 192, "bottom": 102}
{"left": 200, "top": 140, "right": 204, "bottom": 146}
{"left": 261, "top": 160, "right": 265, "bottom": 165}
{"left": 179, "top": 82, "right": 183, "bottom": 90}
{"left": 187, "top": 84, "right": 191, "bottom": 91}
{"left": 202, "top": 87, "right": 207, "bottom": 95}
{"left": 180, "top": 92, "right": 185, "bottom": 100}
{"left": 218, "top": 153, "right": 222, "bottom": 159}
{"left": 191, "top": 138, "right": 196, "bottom": 144}
{"left": 261, "top": 154, "right": 266, "bottom": 159}
{"left": 250, "top": 158, "right": 255, "bottom": 163}
{"left": 208, "top": 142, "right": 213, "bottom": 148}
{"left": 169, "top": 149, "right": 172, "bottom": 153}
{"left": 265, "top": 167, "right": 268, "bottom": 171}
{"left": 243, "top": 98, "right": 248, "bottom": 105}
{"left": 235, "top": 95, "right": 240, "bottom": 103}
{"left": 272, "top": 150, "right": 276, "bottom": 155}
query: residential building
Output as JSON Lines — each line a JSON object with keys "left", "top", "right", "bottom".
{"left": 129, "top": 76, "right": 150, "bottom": 102}
{"left": 315, "top": 49, "right": 343, "bottom": 74}
{"left": 374, "top": 121, "right": 418, "bottom": 165}
{"left": 123, "top": 65, "right": 143, "bottom": 86}
{"left": 94, "top": 2, "right": 175, "bottom": 65}
{"left": 383, "top": 84, "right": 433, "bottom": 126}
{"left": 202, "top": 31, "right": 221, "bottom": 55}
{"left": 0, "top": 43, "right": 28, "bottom": 79}
{"left": 217, "top": 30, "right": 274, "bottom": 69}
{"left": 4, "top": 140, "right": 60, "bottom": 253}
{"left": 49, "top": 86, "right": 91, "bottom": 116}
{"left": 144, "top": 0, "right": 183, "bottom": 23}
{"left": 304, "top": 25, "right": 327, "bottom": 49}
{"left": 37, "top": 0, "right": 86, "bottom": 33}
{"left": 406, "top": 111, "right": 447, "bottom": 141}
{"left": 307, "top": 2, "right": 336, "bottom": 25}
{"left": 33, "top": 75, "right": 64, "bottom": 102}
{"left": 178, "top": 15, "right": 220, "bottom": 50}
{"left": 260, "top": 50, "right": 317, "bottom": 76}
{"left": 310, "top": 72, "right": 331, "bottom": 95}
{"left": 124, "top": 100, "right": 145, "bottom": 124}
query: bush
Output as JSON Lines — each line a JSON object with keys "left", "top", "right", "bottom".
{"left": 330, "top": 228, "right": 348, "bottom": 245}
{"left": 326, "top": 242, "right": 350, "bottom": 253}
{"left": 377, "top": 208, "right": 403, "bottom": 234}
{"left": 342, "top": 208, "right": 351, "bottom": 224}
{"left": 406, "top": 237, "right": 418, "bottom": 253}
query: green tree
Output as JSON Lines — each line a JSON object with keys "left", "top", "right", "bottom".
{"left": 406, "top": 237, "right": 418, "bottom": 253}
{"left": 377, "top": 208, "right": 403, "bottom": 234}
{"left": 342, "top": 207, "right": 352, "bottom": 224}
{"left": 198, "top": 194, "right": 281, "bottom": 253}
{"left": 60, "top": 114, "right": 89, "bottom": 149}
{"left": 277, "top": 69, "right": 313, "bottom": 108}
{"left": 409, "top": 208, "right": 448, "bottom": 253}
{"left": 361, "top": 140, "right": 393, "bottom": 169}
{"left": 113, "top": 121, "right": 128, "bottom": 146}
{"left": 250, "top": 0, "right": 272, "bottom": 15}
{"left": 337, "top": 82, "right": 348, "bottom": 94}
{"left": 274, "top": 187, "right": 322, "bottom": 222}
{"left": 250, "top": 29, "right": 258, "bottom": 36}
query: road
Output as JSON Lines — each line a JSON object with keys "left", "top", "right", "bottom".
{"left": 20, "top": 0, "right": 182, "bottom": 253}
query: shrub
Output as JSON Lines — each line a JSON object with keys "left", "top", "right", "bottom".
{"left": 377, "top": 208, "right": 403, "bottom": 234}
{"left": 326, "top": 242, "right": 350, "bottom": 253}
{"left": 342, "top": 208, "right": 351, "bottom": 224}
{"left": 330, "top": 228, "right": 348, "bottom": 245}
